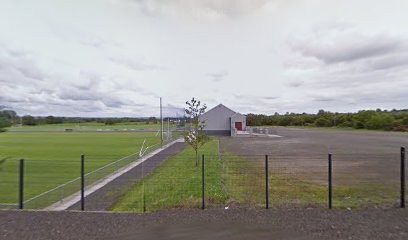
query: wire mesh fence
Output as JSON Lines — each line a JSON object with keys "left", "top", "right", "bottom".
{"left": 0, "top": 137, "right": 180, "bottom": 210}
{"left": 0, "top": 146, "right": 406, "bottom": 211}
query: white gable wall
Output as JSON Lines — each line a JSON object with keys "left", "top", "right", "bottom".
{"left": 199, "top": 104, "right": 236, "bottom": 131}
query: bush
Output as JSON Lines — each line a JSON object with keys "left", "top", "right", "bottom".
{"left": 314, "top": 118, "right": 331, "bottom": 127}
{"left": 365, "top": 114, "right": 394, "bottom": 130}
{"left": 105, "top": 119, "right": 117, "bottom": 125}
{"left": 22, "top": 115, "right": 37, "bottom": 126}
{"left": 338, "top": 121, "right": 353, "bottom": 128}
{"left": 0, "top": 117, "right": 11, "bottom": 129}
{"left": 45, "top": 116, "right": 63, "bottom": 124}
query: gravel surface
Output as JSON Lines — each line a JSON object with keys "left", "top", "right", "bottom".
{"left": 221, "top": 127, "right": 408, "bottom": 185}
{"left": 1, "top": 208, "right": 407, "bottom": 240}
{"left": 69, "top": 142, "right": 186, "bottom": 211}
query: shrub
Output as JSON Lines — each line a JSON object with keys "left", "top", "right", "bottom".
{"left": 365, "top": 114, "right": 394, "bottom": 130}
{"left": 0, "top": 117, "right": 11, "bottom": 129}
{"left": 22, "top": 115, "right": 37, "bottom": 126}
{"left": 314, "top": 118, "right": 331, "bottom": 127}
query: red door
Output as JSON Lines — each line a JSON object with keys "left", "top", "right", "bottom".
{"left": 235, "top": 122, "right": 242, "bottom": 130}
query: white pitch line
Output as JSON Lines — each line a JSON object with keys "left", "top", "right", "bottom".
{"left": 45, "top": 138, "right": 184, "bottom": 211}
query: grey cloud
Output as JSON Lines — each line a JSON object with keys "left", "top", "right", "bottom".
{"left": 57, "top": 87, "right": 128, "bottom": 108}
{"left": 291, "top": 34, "right": 406, "bottom": 64}
{"left": 0, "top": 46, "right": 141, "bottom": 115}
{"left": 0, "top": 49, "right": 46, "bottom": 83}
{"left": 207, "top": 71, "right": 228, "bottom": 82}
{"left": 367, "top": 53, "right": 408, "bottom": 71}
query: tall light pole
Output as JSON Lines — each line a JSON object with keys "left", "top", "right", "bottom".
{"left": 160, "top": 97, "right": 163, "bottom": 146}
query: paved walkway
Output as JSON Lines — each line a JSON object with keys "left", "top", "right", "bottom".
{"left": 67, "top": 142, "right": 186, "bottom": 211}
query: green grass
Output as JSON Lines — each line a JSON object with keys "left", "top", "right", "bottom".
{"left": 0, "top": 131, "right": 161, "bottom": 207}
{"left": 6, "top": 122, "right": 167, "bottom": 131}
{"left": 112, "top": 146, "right": 400, "bottom": 211}
{"left": 111, "top": 139, "right": 228, "bottom": 212}
{"left": 221, "top": 153, "right": 398, "bottom": 208}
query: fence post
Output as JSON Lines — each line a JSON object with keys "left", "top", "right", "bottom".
{"left": 218, "top": 140, "right": 221, "bottom": 160}
{"left": 265, "top": 155, "right": 269, "bottom": 209}
{"left": 81, "top": 154, "right": 85, "bottom": 211}
{"left": 18, "top": 159, "right": 24, "bottom": 210}
{"left": 328, "top": 153, "right": 332, "bottom": 209}
{"left": 143, "top": 160, "right": 146, "bottom": 213}
{"left": 202, "top": 154, "right": 205, "bottom": 210}
{"left": 401, "top": 147, "right": 405, "bottom": 208}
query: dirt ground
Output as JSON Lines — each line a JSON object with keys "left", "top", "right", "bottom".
{"left": 1, "top": 208, "right": 407, "bottom": 240}
{"left": 220, "top": 127, "right": 408, "bottom": 186}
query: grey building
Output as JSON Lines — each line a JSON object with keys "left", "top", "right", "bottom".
{"left": 199, "top": 104, "right": 246, "bottom": 136}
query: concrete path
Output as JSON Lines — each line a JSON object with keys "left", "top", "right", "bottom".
{"left": 45, "top": 139, "right": 186, "bottom": 211}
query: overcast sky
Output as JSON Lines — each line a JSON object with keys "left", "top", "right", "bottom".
{"left": 1, "top": 0, "right": 408, "bottom": 117}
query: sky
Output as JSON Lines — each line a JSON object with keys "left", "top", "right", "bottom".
{"left": 0, "top": 0, "right": 408, "bottom": 117}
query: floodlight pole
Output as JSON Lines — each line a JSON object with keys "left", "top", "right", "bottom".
{"left": 160, "top": 97, "right": 163, "bottom": 146}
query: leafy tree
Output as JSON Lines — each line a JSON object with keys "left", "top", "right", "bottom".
{"left": 365, "top": 113, "right": 394, "bottom": 130}
{"left": 402, "top": 117, "right": 408, "bottom": 125}
{"left": 45, "top": 116, "right": 63, "bottom": 124}
{"left": 245, "top": 108, "right": 407, "bottom": 132}
{"left": 314, "top": 117, "right": 331, "bottom": 127}
{"left": 183, "top": 97, "right": 208, "bottom": 166}
{"left": 0, "top": 110, "right": 17, "bottom": 119}
{"left": 104, "top": 119, "right": 117, "bottom": 125}
{"left": 0, "top": 118, "right": 11, "bottom": 131}
{"left": 149, "top": 117, "right": 158, "bottom": 124}
{"left": 22, "top": 115, "right": 37, "bottom": 126}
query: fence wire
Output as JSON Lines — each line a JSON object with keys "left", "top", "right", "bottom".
{"left": 0, "top": 148, "right": 405, "bottom": 211}
{"left": 0, "top": 137, "right": 179, "bottom": 210}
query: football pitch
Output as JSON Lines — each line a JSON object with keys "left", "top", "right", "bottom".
{"left": 0, "top": 130, "right": 161, "bottom": 206}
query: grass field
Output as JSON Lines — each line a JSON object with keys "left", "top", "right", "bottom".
{"left": 0, "top": 131, "right": 161, "bottom": 207}
{"left": 6, "top": 122, "right": 168, "bottom": 131}
{"left": 111, "top": 139, "right": 228, "bottom": 212}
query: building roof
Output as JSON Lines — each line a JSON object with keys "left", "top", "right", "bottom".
{"left": 201, "top": 104, "right": 237, "bottom": 118}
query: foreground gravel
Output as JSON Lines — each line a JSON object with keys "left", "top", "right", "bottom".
{"left": 1, "top": 208, "right": 407, "bottom": 240}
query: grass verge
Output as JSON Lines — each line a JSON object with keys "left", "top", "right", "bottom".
{"left": 111, "top": 139, "right": 228, "bottom": 212}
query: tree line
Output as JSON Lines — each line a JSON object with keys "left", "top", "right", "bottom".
{"left": 0, "top": 110, "right": 169, "bottom": 130}
{"left": 17, "top": 116, "right": 161, "bottom": 126}
{"left": 246, "top": 109, "right": 408, "bottom": 132}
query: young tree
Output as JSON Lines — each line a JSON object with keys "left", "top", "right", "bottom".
{"left": 183, "top": 97, "right": 208, "bottom": 166}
